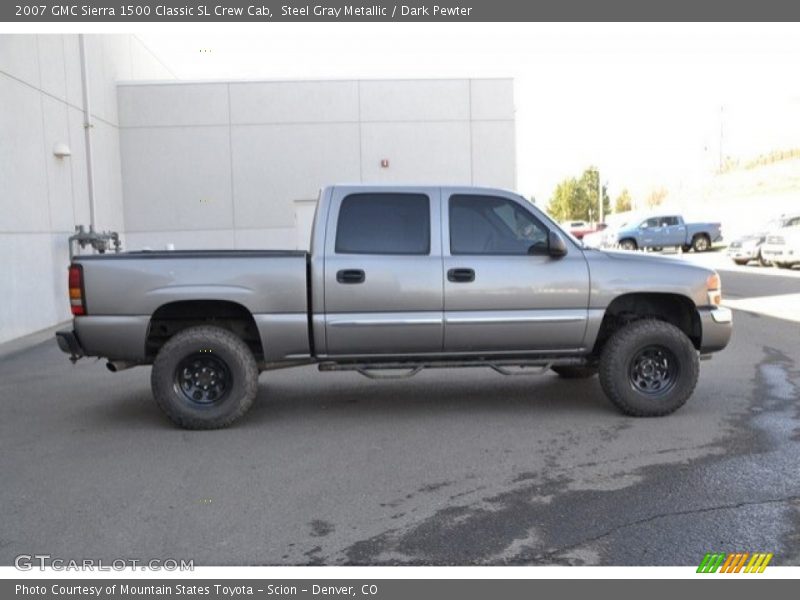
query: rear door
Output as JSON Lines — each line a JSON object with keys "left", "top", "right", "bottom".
{"left": 323, "top": 186, "right": 444, "bottom": 356}
{"left": 441, "top": 189, "right": 590, "bottom": 353}
{"left": 661, "top": 216, "right": 686, "bottom": 246}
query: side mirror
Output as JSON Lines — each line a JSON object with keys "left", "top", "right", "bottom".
{"left": 548, "top": 230, "right": 568, "bottom": 258}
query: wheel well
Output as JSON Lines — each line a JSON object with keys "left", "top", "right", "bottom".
{"left": 593, "top": 293, "right": 701, "bottom": 354}
{"left": 619, "top": 237, "right": 637, "bottom": 248}
{"left": 146, "top": 300, "right": 263, "bottom": 360}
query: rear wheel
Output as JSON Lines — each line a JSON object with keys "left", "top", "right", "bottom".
{"left": 599, "top": 319, "right": 699, "bottom": 417}
{"left": 551, "top": 365, "right": 598, "bottom": 379}
{"left": 733, "top": 259, "right": 749, "bottom": 266}
{"left": 691, "top": 234, "right": 711, "bottom": 252}
{"left": 775, "top": 263, "right": 793, "bottom": 270}
{"left": 151, "top": 326, "right": 258, "bottom": 429}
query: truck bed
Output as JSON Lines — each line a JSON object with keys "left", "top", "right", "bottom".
{"left": 76, "top": 249, "right": 308, "bottom": 260}
{"left": 72, "top": 249, "right": 311, "bottom": 362}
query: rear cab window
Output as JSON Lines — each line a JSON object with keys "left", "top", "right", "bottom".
{"left": 335, "top": 193, "right": 430, "bottom": 255}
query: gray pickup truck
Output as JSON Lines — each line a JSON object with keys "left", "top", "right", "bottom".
{"left": 57, "top": 185, "right": 732, "bottom": 429}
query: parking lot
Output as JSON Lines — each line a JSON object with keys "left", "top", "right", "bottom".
{"left": 1, "top": 254, "right": 799, "bottom": 566}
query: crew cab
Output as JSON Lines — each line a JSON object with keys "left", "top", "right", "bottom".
{"left": 56, "top": 185, "right": 732, "bottom": 429}
{"left": 613, "top": 214, "right": 722, "bottom": 252}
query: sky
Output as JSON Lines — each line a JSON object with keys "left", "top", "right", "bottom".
{"left": 139, "top": 23, "right": 800, "bottom": 206}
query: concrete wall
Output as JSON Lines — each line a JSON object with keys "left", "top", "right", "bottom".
{"left": 117, "top": 78, "right": 516, "bottom": 251}
{"left": 0, "top": 34, "right": 174, "bottom": 344}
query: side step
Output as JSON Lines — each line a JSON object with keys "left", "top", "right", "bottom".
{"left": 318, "top": 357, "right": 590, "bottom": 380}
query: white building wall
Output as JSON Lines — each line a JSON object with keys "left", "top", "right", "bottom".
{"left": 118, "top": 78, "right": 516, "bottom": 252}
{"left": 0, "top": 34, "right": 174, "bottom": 344}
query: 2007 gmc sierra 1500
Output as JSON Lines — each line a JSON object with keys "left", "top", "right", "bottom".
{"left": 56, "top": 185, "right": 732, "bottom": 429}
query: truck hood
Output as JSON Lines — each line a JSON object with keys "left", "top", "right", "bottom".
{"left": 591, "top": 248, "right": 705, "bottom": 269}
{"left": 583, "top": 248, "right": 716, "bottom": 308}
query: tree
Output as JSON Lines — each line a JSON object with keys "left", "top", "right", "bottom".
{"left": 580, "top": 166, "right": 611, "bottom": 220}
{"left": 547, "top": 166, "right": 610, "bottom": 222}
{"left": 614, "top": 189, "right": 632, "bottom": 213}
{"left": 645, "top": 187, "right": 668, "bottom": 209}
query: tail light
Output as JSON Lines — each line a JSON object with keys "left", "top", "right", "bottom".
{"left": 68, "top": 264, "right": 86, "bottom": 316}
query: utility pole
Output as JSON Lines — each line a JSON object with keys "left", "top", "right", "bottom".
{"left": 719, "top": 105, "right": 724, "bottom": 172}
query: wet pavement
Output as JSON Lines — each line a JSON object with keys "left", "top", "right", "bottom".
{"left": 1, "top": 269, "right": 798, "bottom": 566}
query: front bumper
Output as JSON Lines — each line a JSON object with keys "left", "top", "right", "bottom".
{"left": 55, "top": 329, "right": 84, "bottom": 362}
{"left": 698, "top": 306, "right": 732, "bottom": 353}
{"left": 727, "top": 246, "right": 758, "bottom": 261}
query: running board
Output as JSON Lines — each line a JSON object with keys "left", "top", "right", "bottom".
{"left": 318, "top": 357, "right": 589, "bottom": 380}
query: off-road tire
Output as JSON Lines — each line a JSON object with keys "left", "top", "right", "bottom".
{"left": 599, "top": 319, "right": 699, "bottom": 417}
{"left": 551, "top": 365, "right": 598, "bottom": 379}
{"left": 151, "top": 326, "right": 258, "bottom": 429}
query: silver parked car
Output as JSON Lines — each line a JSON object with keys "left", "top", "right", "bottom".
{"left": 57, "top": 185, "right": 732, "bottom": 428}
{"left": 760, "top": 214, "right": 800, "bottom": 269}
{"left": 728, "top": 214, "right": 800, "bottom": 266}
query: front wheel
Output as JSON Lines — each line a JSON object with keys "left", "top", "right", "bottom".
{"left": 599, "top": 319, "right": 699, "bottom": 417}
{"left": 151, "top": 326, "right": 259, "bottom": 429}
{"left": 619, "top": 239, "right": 637, "bottom": 251}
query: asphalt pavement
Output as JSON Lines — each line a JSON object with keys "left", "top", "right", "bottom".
{"left": 1, "top": 262, "right": 798, "bottom": 566}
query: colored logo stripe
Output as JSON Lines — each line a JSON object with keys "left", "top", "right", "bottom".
{"left": 697, "top": 552, "right": 773, "bottom": 573}
{"left": 697, "top": 553, "right": 726, "bottom": 573}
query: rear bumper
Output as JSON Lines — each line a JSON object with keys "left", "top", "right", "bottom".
{"left": 762, "top": 246, "right": 797, "bottom": 264}
{"left": 698, "top": 306, "right": 732, "bottom": 353}
{"left": 55, "top": 329, "right": 84, "bottom": 361}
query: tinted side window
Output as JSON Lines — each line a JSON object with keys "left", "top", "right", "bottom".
{"left": 335, "top": 193, "right": 430, "bottom": 255}
{"left": 662, "top": 216, "right": 679, "bottom": 226}
{"left": 449, "top": 195, "right": 549, "bottom": 255}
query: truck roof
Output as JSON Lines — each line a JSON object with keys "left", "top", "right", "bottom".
{"left": 322, "top": 183, "right": 522, "bottom": 197}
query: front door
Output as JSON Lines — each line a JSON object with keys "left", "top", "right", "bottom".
{"left": 441, "top": 190, "right": 590, "bottom": 353}
{"left": 323, "top": 187, "right": 444, "bottom": 356}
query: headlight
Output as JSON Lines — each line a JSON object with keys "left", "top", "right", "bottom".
{"left": 707, "top": 273, "right": 722, "bottom": 306}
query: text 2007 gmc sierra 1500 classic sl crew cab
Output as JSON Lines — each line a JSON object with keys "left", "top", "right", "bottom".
{"left": 56, "top": 185, "right": 732, "bottom": 429}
